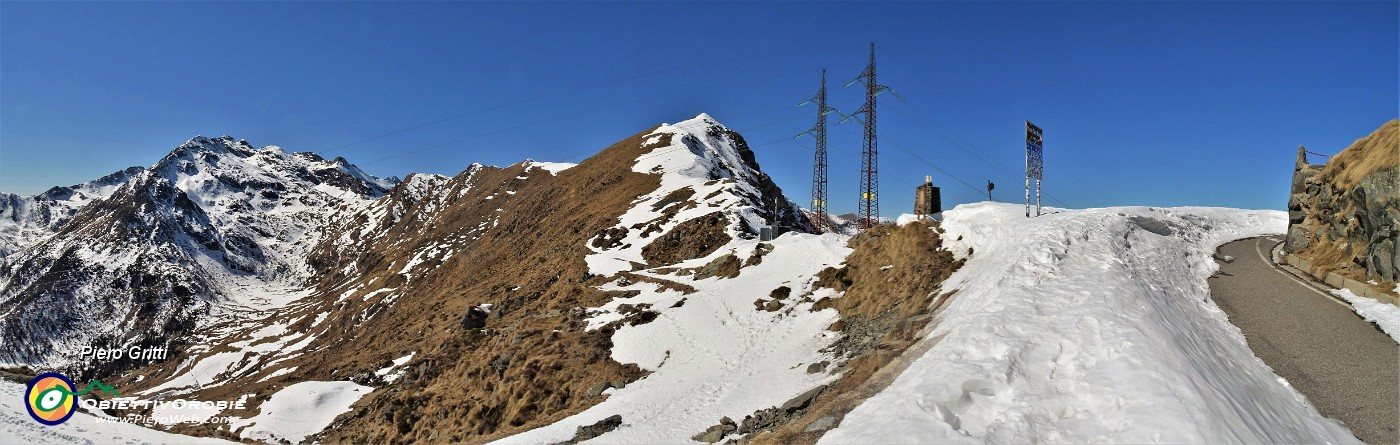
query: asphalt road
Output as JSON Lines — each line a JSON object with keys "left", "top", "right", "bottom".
{"left": 1209, "top": 237, "right": 1399, "bottom": 444}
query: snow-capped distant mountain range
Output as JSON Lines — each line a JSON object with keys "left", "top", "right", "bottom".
{"left": 0, "top": 136, "right": 397, "bottom": 373}
{"left": 0, "top": 166, "right": 145, "bottom": 259}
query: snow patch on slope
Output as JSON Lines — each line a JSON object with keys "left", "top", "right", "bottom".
{"left": 228, "top": 380, "right": 372, "bottom": 444}
{"left": 821, "top": 202, "right": 1354, "bottom": 444}
{"left": 523, "top": 159, "right": 577, "bottom": 175}
{"left": 498, "top": 232, "right": 852, "bottom": 444}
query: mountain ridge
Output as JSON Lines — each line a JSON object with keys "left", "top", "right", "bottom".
{"left": 0, "top": 135, "right": 397, "bottom": 376}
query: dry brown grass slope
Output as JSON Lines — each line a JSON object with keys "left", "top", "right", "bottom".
{"left": 750, "top": 220, "right": 963, "bottom": 445}
{"left": 303, "top": 128, "right": 677, "bottom": 444}
{"left": 1323, "top": 119, "right": 1399, "bottom": 189}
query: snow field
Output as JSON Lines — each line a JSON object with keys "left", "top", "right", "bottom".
{"left": 226, "top": 380, "right": 372, "bottom": 444}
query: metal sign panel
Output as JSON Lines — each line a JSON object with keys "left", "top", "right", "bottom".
{"left": 1025, "top": 121, "right": 1043, "bottom": 180}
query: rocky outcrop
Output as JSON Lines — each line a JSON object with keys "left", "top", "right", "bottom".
{"left": 564, "top": 415, "right": 622, "bottom": 444}
{"left": 692, "top": 386, "right": 828, "bottom": 443}
{"left": 1284, "top": 120, "right": 1399, "bottom": 285}
{"left": 1284, "top": 146, "right": 1327, "bottom": 252}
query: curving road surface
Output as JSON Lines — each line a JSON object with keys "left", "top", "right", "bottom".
{"left": 1209, "top": 236, "right": 1399, "bottom": 444}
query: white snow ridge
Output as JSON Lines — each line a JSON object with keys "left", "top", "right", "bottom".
{"left": 821, "top": 203, "right": 1354, "bottom": 444}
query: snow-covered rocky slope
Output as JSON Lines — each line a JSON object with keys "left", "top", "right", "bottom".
{"left": 495, "top": 232, "right": 853, "bottom": 444}
{"left": 584, "top": 113, "right": 810, "bottom": 276}
{"left": 0, "top": 136, "right": 395, "bottom": 374}
{"left": 821, "top": 202, "right": 1356, "bottom": 444}
{"left": 0, "top": 166, "right": 144, "bottom": 260}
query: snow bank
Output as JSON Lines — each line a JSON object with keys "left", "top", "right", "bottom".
{"left": 228, "top": 380, "right": 371, "bottom": 444}
{"left": 821, "top": 202, "right": 1355, "bottom": 444}
{"left": 1332, "top": 289, "right": 1400, "bottom": 344}
{"left": 896, "top": 213, "right": 940, "bottom": 225}
{"left": 0, "top": 381, "right": 235, "bottom": 444}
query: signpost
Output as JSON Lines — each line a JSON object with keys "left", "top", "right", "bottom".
{"left": 1025, "top": 121, "right": 1043, "bottom": 217}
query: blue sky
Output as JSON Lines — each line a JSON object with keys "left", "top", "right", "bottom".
{"left": 2, "top": 1, "right": 1395, "bottom": 213}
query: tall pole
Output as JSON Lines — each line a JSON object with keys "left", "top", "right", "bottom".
{"left": 861, "top": 43, "right": 878, "bottom": 231}
{"left": 1025, "top": 178, "right": 1031, "bottom": 218}
{"left": 847, "top": 43, "right": 887, "bottom": 231}
{"left": 799, "top": 70, "right": 835, "bottom": 234}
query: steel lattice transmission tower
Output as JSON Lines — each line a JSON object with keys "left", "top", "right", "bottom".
{"left": 843, "top": 43, "right": 894, "bottom": 231}
{"left": 798, "top": 69, "right": 837, "bottom": 234}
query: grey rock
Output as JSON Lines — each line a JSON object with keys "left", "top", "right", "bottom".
{"left": 691, "top": 417, "right": 736, "bottom": 443}
{"left": 782, "top": 385, "right": 827, "bottom": 412}
{"left": 570, "top": 415, "right": 623, "bottom": 443}
{"left": 586, "top": 381, "right": 614, "bottom": 398}
{"left": 692, "top": 429, "right": 725, "bottom": 443}
{"left": 1288, "top": 209, "right": 1306, "bottom": 224}
{"left": 804, "top": 416, "right": 837, "bottom": 432}
{"left": 1285, "top": 225, "right": 1314, "bottom": 254}
{"left": 763, "top": 300, "right": 782, "bottom": 312}
{"left": 1369, "top": 238, "right": 1395, "bottom": 282}
{"left": 806, "top": 361, "right": 829, "bottom": 374}
{"left": 460, "top": 306, "right": 489, "bottom": 330}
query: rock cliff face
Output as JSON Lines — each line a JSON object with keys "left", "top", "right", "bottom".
{"left": 1284, "top": 119, "right": 1399, "bottom": 286}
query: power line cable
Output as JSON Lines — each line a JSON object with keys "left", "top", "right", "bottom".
{"left": 876, "top": 49, "right": 1081, "bottom": 207}
{"left": 884, "top": 105, "right": 1070, "bottom": 207}
{"left": 361, "top": 67, "right": 808, "bottom": 165}
{"left": 795, "top": 130, "right": 919, "bottom": 190}
{"left": 321, "top": 48, "right": 813, "bottom": 155}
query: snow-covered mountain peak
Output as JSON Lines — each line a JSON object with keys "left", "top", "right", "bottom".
{"left": 34, "top": 166, "right": 146, "bottom": 202}
{"left": 639, "top": 113, "right": 759, "bottom": 181}
{"left": 146, "top": 135, "right": 396, "bottom": 200}
{"left": 163, "top": 135, "right": 258, "bottom": 160}
{"left": 582, "top": 113, "right": 809, "bottom": 275}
